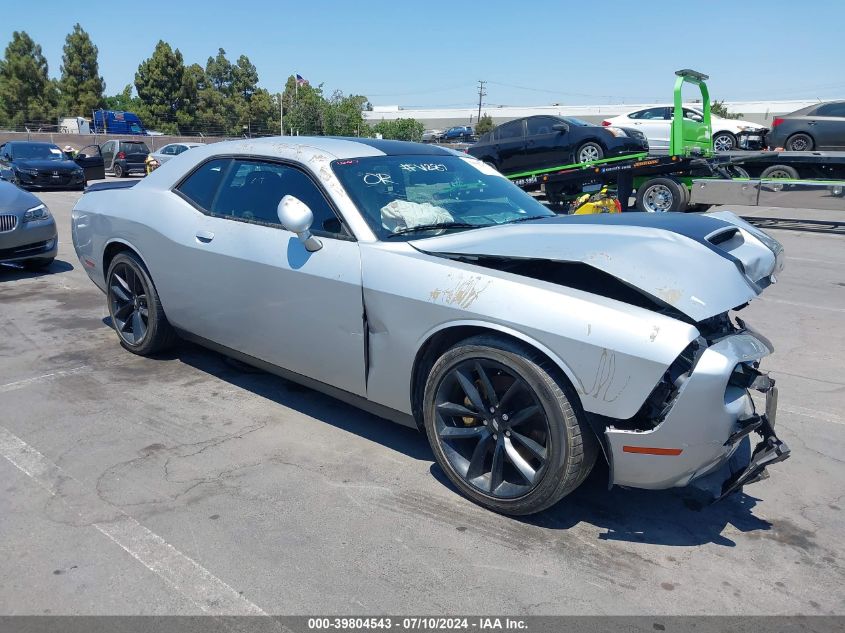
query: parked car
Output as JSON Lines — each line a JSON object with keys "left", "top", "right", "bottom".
{"left": 602, "top": 106, "right": 765, "bottom": 152}
{"left": 468, "top": 115, "right": 648, "bottom": 174}
{"left": 422, "top": 129, "right": 444, "bottom": 143}
{"left": 443, "top": 126, "right": 474, "bottom": 141}
{"left": 71, "top": 137, "right": 789, "bottom": 515}
{"left": 149, "top": 142, "right": 205, "bottom": 165}
{"left": 766, "top": 101, "right": 845, "bottom": 151}
{"left": 0, "top": 141, "right": 94, "bottom": 190}
{"left": 0, "top": 180, "right": 57, "bottom": 270}
{"left": 101, "top": 140, "right": 150, "bottom": 177}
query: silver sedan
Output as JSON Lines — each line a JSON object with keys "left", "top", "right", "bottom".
{"left": 149, "top": 142, "right": 204, "bottom": 165}
{"left": 0, "top": 180, "right": 58, "bottom": 270}
{"left": 70, "top": 137, "right": 789, "bottom": 515}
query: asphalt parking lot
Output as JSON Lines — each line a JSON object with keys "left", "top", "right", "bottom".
{"left": 1, "top": 187, "right": 844, "bottom": 616}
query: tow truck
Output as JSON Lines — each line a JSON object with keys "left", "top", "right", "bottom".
{"left": 504, "top": 69, "right": 845, "bottom": 213}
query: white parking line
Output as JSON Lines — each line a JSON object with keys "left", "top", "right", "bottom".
{"left": 0, "top": 365, "right": 91, "bottom": 393}
{"left": 781, "top": 405, "right": 845, "bottom": 427}
{"left": 758, "top": 296, "right": 845, "bottom": 313}
{"left": 0, "top": 425, "right": 268, "bottom": 617}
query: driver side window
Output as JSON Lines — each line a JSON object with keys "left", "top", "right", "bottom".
{"left": 210, "top": 159, "right": 346, "bottom": 236}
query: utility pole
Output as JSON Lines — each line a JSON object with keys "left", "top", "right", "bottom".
{"left": 476, "top": 80, "right": 487, "bottom": 125}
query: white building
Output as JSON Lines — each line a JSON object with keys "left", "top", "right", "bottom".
{"left": 364, "top": 100, "right": 821, "bottom": 129}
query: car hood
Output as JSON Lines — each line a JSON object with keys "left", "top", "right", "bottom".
{"left": 410, "top": 211, "right": 784, "bottom": 322}
{"left": 0, "top": 180, "right": 42, "bottom": 213}
{"left": 15, "top": 158, "right": 79, "bottom": 171}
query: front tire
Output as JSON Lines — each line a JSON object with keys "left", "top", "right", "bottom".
{"left": 786, "top": 133, "right": 813, "bottom": 151}
{"left": 712, "top": 132, "right": 737, "bottom": 152}
{"left": 423, "top": 335, "right": 597, "bottom": 515}
{"left": 106, "top": 252, "right": 177, "bottom": 355}
{"left": 576, "top": 142, "right": 604, "bottom": 163}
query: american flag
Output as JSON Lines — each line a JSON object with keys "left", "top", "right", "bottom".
{"left": 296, "top": 74, "right": 309, "bottom": 86}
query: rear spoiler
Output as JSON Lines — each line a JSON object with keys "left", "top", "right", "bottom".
{"left": 85, "top": 180, "right": 140, "bottom": 193}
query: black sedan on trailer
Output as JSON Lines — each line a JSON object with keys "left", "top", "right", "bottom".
{"left": 0, "top": 141, "right": 94, "bottom": 190}
{"left": 467, "top": 115, "right": 648, "bottom": 175}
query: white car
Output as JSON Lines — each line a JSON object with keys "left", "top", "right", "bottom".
{"left": 149, "top": 142, "right": 204, "bottom": 165}
{"left": 602, "top": 106, "right": 764, "bottom": 152}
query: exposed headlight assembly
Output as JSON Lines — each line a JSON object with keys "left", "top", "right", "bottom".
{"left": 23, "top": 203, "right": 52, "bottom": 222}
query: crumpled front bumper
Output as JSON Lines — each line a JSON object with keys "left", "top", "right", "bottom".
{"left": 605, "top": 331, "right": 789, "bottom": 493}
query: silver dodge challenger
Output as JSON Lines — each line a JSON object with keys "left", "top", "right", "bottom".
{"left": 71, "top": 137, "right": 789, "bottom": 515}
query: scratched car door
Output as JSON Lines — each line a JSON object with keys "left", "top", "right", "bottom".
{"left": 168, "top": 157, "right": 366, "bottom": 396}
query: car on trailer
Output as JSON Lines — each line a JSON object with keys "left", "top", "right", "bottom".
{"left": 602, "top": 106, "right": 764, "bottom": 153}
{"left": 467, "top": 115, "right": 648, "bottom": 174}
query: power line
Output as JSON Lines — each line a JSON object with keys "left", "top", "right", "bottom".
{"left": 477, "top": 80, "right": 487, "bottom": 123}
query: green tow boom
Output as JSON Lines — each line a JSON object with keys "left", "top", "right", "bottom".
{"left": 670, "top": 69, "right": 713, "bottom": 157}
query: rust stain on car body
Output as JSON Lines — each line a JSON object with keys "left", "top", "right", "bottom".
{"left": 429, "top": 275, "right": 491, "bottom": 309}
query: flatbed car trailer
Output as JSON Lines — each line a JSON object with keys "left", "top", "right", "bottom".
{"left": 506, "top": 150, "right": 845, "bottom": 213}
{"left": 504, "top": 69, "right": 845, "bottom": 212}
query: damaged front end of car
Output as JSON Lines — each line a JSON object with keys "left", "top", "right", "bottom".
{"left": 601, "top": 313, "right": 789, "bottom": 500}
{"left": 412, "top": 210, "right": 790, "bottom": 500}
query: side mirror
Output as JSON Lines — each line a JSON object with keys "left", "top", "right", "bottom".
{"left": 277, "top": 195, "right": 323, "bottom": 252}
{"left": 552, "top": 123, "right": 569, "bottom": 133}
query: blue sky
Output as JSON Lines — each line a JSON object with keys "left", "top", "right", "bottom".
{"left": 3, "top": 0, "right": 844, "bottom": 107}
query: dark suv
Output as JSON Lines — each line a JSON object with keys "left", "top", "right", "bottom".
{"left": 468, "top": 115, "right": 648, "bottom": 175}
{"left": 101, "top": 140, "right": 150, "bottom": 177}
{"left": 766, "top": 101, "right": 845, "bottom": 151}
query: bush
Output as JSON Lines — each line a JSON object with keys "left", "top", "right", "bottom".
{"left": 370, "top": 118, "right": 425, "bottom": 142}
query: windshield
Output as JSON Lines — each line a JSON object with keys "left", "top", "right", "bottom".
{"left": 332, "top": 155, "right": 554, "bottom": 240}
{"left": 11, "top": 144, "right": 66, "bottom": 161}
{"left": 120, "top": 142, "right": 150, "bottom": 153}
{"left": 562, "top": 117, "right": 593, "bottom": 127}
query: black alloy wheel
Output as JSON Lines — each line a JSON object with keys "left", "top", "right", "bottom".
{"left": 106, "top": 252, "right": 177, "bottom": 355}
{"left": 424, "top": 336, "right": 597, "bottom": 515}
{"left": 434, "top": 358, "right": 550, "bottom": 499}
{"left": 109, "top": 260, "right": 150, "bottom": 346}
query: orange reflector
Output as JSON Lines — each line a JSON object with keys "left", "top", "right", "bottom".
{"left": 623, "top": 446, "right": 683, "bottom": 456}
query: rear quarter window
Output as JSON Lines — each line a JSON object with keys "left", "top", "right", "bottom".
{"left": 175, "top": 158, "right": 231, "bottom": 211}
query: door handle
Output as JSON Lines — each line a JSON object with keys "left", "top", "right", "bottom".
{"left": 195, "top": 230, "right": 214, "bottom": 243}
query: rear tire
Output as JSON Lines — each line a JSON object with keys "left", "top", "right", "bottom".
{"left": 635, "top": 177, "right": 688, "bottom": 212}
{"left": 785, "top": 133, "right": 813, "bottom": 151}
{"left": 760, "top": 164, "right": 800, "bottom": 179}
{"left": 423, "top": 335, "right": 597, "bottom": 515}
{"left": 113, "top": 163, "right": 124, "bottom": 178}
{"left": 106, "top": 251, "right": 177, "bottom": 355}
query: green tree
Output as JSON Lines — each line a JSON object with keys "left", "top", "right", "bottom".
{"left": 232, "top": 55, "right": 259, "bottom": 134}
{"left": 475, "top": 113, "right": 494, "bottom": 136}
{"left": 323, "top": 90, "right": 369, "bottom": 136}
{"left": 104, "top": 84, "right": 139, "bottom": 112}
{"left": 711, "top": 100, "right": 743, "bottom": 120}
{"left": 135, "top": 40, "right": 185, "bottom": 133}
{"left": 177, "top": 63, "right": 206, "bottom": 133}
{"left": 371, "top": 118, "right": 425, "bottom": 142}
{"left": 281, "top": 75, "right": 325, "bottom": 135}
{"left": 0, "top": 31, "right": 56, "bottom": 127}
{"left": 57, "top": 24, "right": 105, "bottom": 117}
{"left": 205, "top": 48, "right": 233, "bottom": 94}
